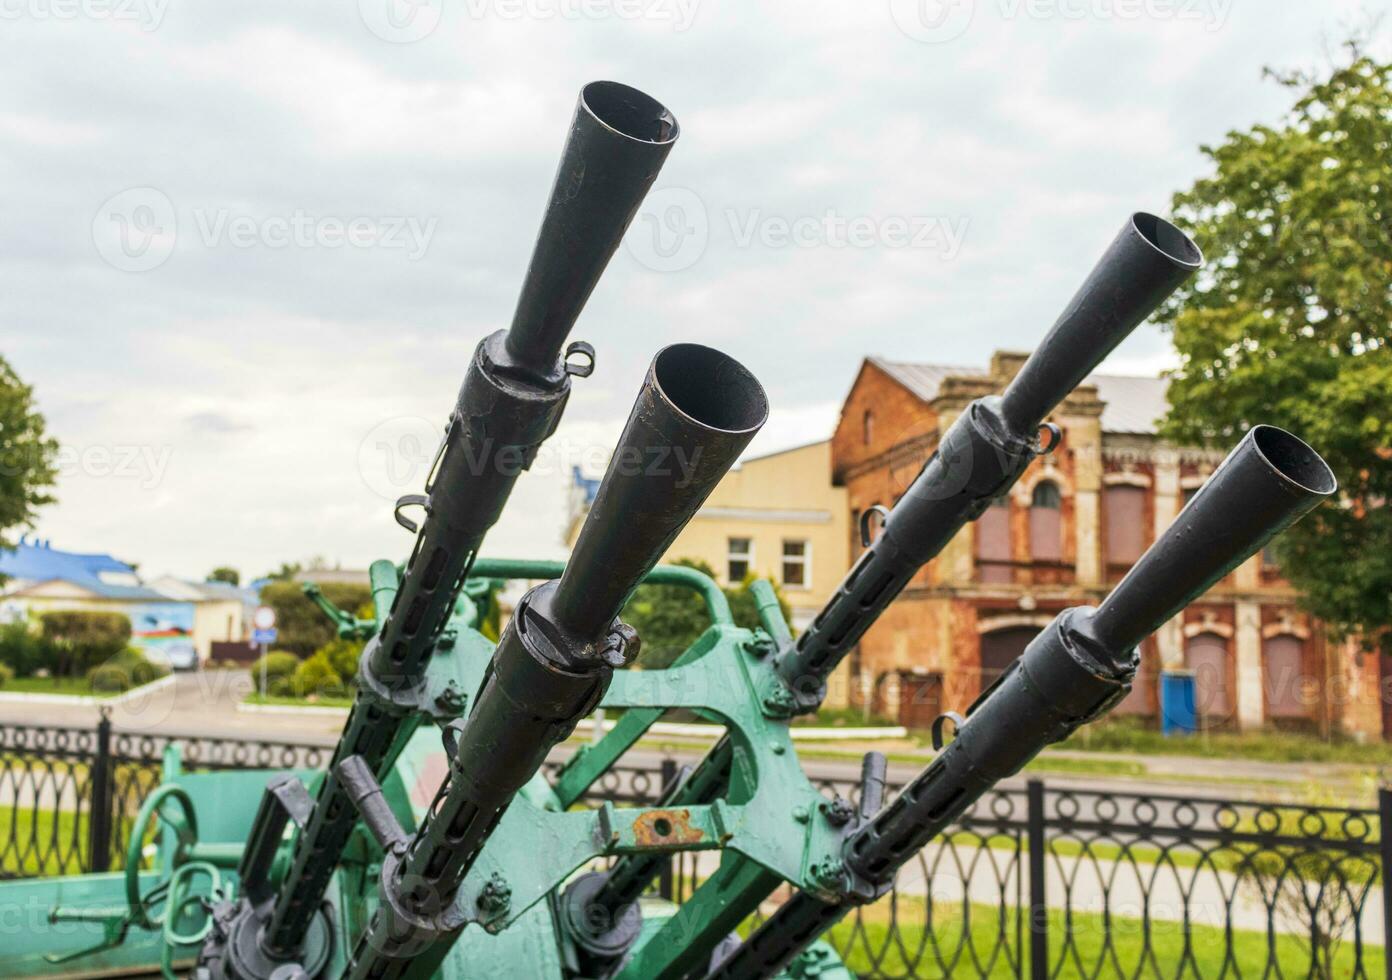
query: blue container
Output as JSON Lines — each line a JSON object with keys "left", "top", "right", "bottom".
{"left": 1159, "top": 670, "right": 1198, "bottom": 736}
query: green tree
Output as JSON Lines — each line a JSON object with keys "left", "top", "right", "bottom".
{"left": 1157, "top": 44, "right": 1392, "bottom": 653}
{"left": 620, "top": 557, "right": 794, "bottom": 670}
{"left": 0, "top": 355, "right": 58, "bottom": 555}
{"left": 259, "top": 580, "right": 372, "bottom": 658}
{"left": 207, "top": 567, "right": 240, "bottom": 586}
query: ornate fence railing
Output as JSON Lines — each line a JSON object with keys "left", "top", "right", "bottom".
{"left": 2, "top": 717, "right": 1388, "bottom": 977}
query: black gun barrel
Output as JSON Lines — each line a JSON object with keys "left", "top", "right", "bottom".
{"left": 248, "top": 80, "right": 680, "bottom": 970}
{"left": 553, "top": 343, "right": 769, "bottom": 639}
{"left": 997, "top": 212, "right": 1201, "bottom": 433}
{"left": 708, "top": 426, "right": 1334, "bottom": 980}
{"left": 775, "top": 212, "right": 1201, "bottom": 709}
{"left": 505, "top": 81, "right": 679, "bottom": 379}
{"left": 1088, "top": 425, "right": 1335, "bottom": 653}
{"left": 344, "top": 346, "right": 766, "bottom": 980}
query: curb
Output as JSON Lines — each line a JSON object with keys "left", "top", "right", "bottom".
{"left": 0, "top": 672, "right": 178, "bottom": 707}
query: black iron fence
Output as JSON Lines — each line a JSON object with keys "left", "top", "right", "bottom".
{"left": 2, "top": 718, "right": 1388, "bottom": 978}
{"left": 0, "top": 716, "right": 327, "bottom": 878}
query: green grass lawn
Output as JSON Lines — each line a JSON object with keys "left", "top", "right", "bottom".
{"left": 0, "top": 806, "right": 89, "bottom": 877}
{"left": 244, "top": 692, "right": 354, "bottom": 709}
{"left": 2, "top": 676, "right": 122, "bottom": 698}
{"left": 820, "top": 899, "right": 1383, "bottom": 977}
{"left": 1047, "top": 717, "right": 1392, "bottom": 767}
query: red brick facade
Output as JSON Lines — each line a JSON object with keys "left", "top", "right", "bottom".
{"left": 828, "top": 354, "right": 1384, "bottom": 741}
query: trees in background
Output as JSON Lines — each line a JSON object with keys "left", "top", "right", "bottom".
{"left": 207, "top": 567, "right": 240, "bottom": 586}
{"left": 1159, "top": 43, "right": 1392, "bottom": 653}
{"left": 621, "top": 558, "right": 793, "bottom": 670}
{"left": 0, "top": 355, "right": 58, "bottom": 556}
{"left": 258, "top": 580, "right": 372, "bottom": 658}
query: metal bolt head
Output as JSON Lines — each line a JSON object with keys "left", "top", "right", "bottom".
{"left": 820, "top": 796, "right": 855, "bottom": 827}
{"left": 792, "top": 805, "right": 809, "bottom": 823}
{"left": 434, "top": 680, "right": 466, "bottom": 714}
{"left": 477, "top": 872, "right": 512, "bottom": 915}
{"left": 742, "top": 629, "right": 775, "bottom": 658}
{"left": 762, "top": 685, "right": 795, "bottom": 717}
{"left": 809, "top": 856, "right": 844, "bottom": 891}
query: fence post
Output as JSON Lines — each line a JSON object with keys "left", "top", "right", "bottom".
{"left": 87, "top": 711, "right": 114, "bottom": 873}
{"left": 1379, "top": 784, "right": 1391, "bottom": 980}
{"left": 1027, "top": 779, "right": 1048, "bottom": 980}
{"left": 658, "top": 757, "right": 677, "bottom": 901}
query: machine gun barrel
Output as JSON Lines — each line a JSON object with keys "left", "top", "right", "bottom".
{"left": 224, "top": 80, "right": 681, "bottom": 977}
{"left": 344, "top": 345, "right": 767, "bottom": 980}
{"left": 505, "top": 81, "right": 678, "bottom": 379}
{"left": 773, "top": 212, "right": 1202, "bottom": 711}
{"left": 708, "top": 426, "right": 1336, "bottom": 980}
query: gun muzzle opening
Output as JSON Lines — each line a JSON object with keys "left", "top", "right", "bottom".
{"left": 1249, "top": 424, "right": 1337, "bottom": 497}
{"left": 652, "top": 343, "right": 769, "bottom": 436}
{"left": 1130, "top": 211, "right": 1202, "bottom": 269}
{"left": 581, "top": 80, "right": 679, "bottom": 145}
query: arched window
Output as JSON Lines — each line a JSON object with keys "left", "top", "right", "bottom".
{"left": 976, "top": 496, "right": 1011, "bottom": 583}
{"left": 1104, "top": 485, "right": 1147, "bottom": 565}
{"left": 1185, "top": 631, "right": 1232, "bottom": 725}
{"left": 1029, "top": 481, "right": 1062, "bottom": 561}
{"left": 1263, "top": 634, "right": 1305, "bottom": 718}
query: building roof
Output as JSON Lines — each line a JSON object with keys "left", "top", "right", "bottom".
{"left": 868, "top": 358, "right": 1168, "bottom": 435}
{"left": 0, "top": 538, "right": 166, "bottom": 599}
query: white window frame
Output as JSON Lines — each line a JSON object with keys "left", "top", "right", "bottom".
{"left": 726, "top": 537, "right": 753, "bottom": 585}
{"left": 781, "top": 538, "right": 811, "bottom": 590}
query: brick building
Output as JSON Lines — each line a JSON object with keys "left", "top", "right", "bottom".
{"left": 830, "top": 352, "right": 1386, "bottom": 740}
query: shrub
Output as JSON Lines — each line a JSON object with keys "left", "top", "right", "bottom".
{"left": 0, "top": 663, "right": 13, "bottom": 688}
{"left": 249, "top": 651, "right": 300, "bottom": 694}
{"left": 291, "top": 652, "right": 344, "bottom": 699}
{"left": 260, "top": 581, "right": 372, "bottom": 658}
{"left": 316, "top": 637, "right": 363, "bottom": 682}
{"left": 86, "top": 648, "right": 168, "bottom": 692}
{"left": 0, "top": 620, "right": 51, "bottom": 677}
{"left": 39, "top": 611, "right": 131, "bottom": 677}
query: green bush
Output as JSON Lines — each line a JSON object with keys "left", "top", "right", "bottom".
{"left": 291, "top": 652, "right": 344, "bottom": 698}
{"left": 260, "top": 581, "right": 372, "bottom": 658}
{"left": 0, "top": 663, "right": 13, "bottom": 688}
{"left": 249, "top": 651, "right": 300, "bottom": 694}
{"left": 39, "top": 611, "right": 131, "bottom": 677}
{"left": 86, "top": 649, "right": 167, "bottom": 693}
{"left": 316, "top": 637, "right": 363, "bottom": 682}
{"left": 0, "top": 621, "right": 51, "bottom": 677}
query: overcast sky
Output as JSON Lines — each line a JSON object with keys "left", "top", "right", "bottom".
{"left": 2, "top": 0, "right": 1383, "bottom": 581}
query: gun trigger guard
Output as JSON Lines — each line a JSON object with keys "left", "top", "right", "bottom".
{"left": 394, "top": 494, "right": 431, "bottom": 534}
{"left": 564, "top": 341, "right": 596, "bottom": 379}
{"left": 1034, "top": 422, "right": 1062, "bottom": 456}
{"left": 859, "top": 505, "right": 889, "bottom": 547}
{"left": 930, "top": 711, "right": 966, "bottom": 751}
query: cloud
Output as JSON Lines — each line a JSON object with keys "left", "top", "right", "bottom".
{"left": 0, "top": 0, "right": 1375, "bottom": 578}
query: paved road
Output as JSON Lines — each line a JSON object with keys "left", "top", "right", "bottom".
{"left": 0, "top": 672, "right": 1378, "bottom": 804}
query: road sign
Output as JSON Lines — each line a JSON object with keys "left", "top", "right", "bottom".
{"left": 253, "top": 606, "right": 276, "bottom": 630}
{"left": 253, "top": 628, "right": 278, "bottom": 646}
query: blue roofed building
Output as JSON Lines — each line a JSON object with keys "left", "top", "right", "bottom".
{"left": 0, "top": 537, "right": 253, "bottom": 667}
